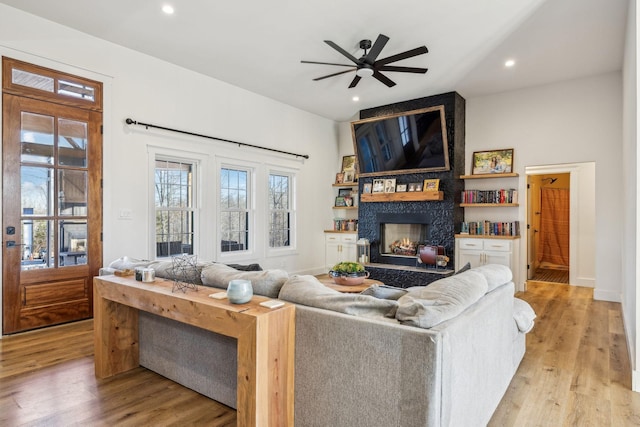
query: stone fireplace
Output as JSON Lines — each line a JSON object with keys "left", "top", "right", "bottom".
{"left": 355, "top": 91, "right": 466, "bottom": 277}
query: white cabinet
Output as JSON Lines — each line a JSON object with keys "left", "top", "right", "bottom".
{"left": 325, "top": 232, "right": 358, "bottom": 270}
{"left": 455, "top": 236, "right": 520, "bottom": 285}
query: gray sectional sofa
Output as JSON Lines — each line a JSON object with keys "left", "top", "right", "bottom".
{"left": 101, "top": 258, "right": 534, "bottom": 427}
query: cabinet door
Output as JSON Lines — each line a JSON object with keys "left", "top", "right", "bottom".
{"left": 325, "top": 235, "right": 342, "bottom": 270}
{"left": 341, "top": 234, "right": 358, "bottom": 263}
{"left": 458, "top": 249, "right": 484, "bottom": 269}
{"left": 484, "top": 250, "right": 512, "bottom": 267}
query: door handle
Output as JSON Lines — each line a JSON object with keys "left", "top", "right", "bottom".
{"left": 5, "top": 241, "right": 25, "bottom": 248}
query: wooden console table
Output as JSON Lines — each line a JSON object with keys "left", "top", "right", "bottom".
{"left": 93, "top": 275, "right": 295, "bottom": 427}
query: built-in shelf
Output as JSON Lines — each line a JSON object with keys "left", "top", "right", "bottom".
{"left": 361, "top": 191, "right": 443, "bottom": 203}
{"left": 324, "top": 230, "right": 358, "bottom": 234}
{"left": 459, "top": 173, "right": 519, "bottom": 180}
{"left": 459, "top": 203, "right": 519, "bottom": 207}
{"left": 332, "top": 183, "right": 358, "bottom": 187}
{"left": 332, "top": 206, "right": 358, "bottom": 210}
{"left": 455, "top": 234, "right": 520, "bottom": 240}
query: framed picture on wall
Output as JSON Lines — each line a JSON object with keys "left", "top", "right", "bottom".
{"left": 363, "top": 183, "right": 373, "bottom": 194}
{"left": 423, "top": 179, "right": 440, "bottom": 192}
{"left": 343, "top": 170, "right": 355, "bottom": 183}
{"left": 342, "top": 155, "right": 356, "bottom": 172}
{"left": 472, "top": 149, "right": 514, "bottom": 175}
{"left": 384, "top": 178, "right": 396, "bottom": 193}
{"left": 372, "top": 179, "right": 385, "bottom": 193}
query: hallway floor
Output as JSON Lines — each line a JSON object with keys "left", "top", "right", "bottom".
{"left": 532, "top": 267, "right": 569, "bottom": 284}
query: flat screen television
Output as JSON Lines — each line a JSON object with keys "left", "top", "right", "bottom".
{"left": 351, "top": 105, "right": 450, "bottom": 177}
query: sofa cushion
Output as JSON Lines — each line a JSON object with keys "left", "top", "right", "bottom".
{"left": 279, "top": 275, "right": 398, "bottom": 319}
{"left": 395, "top": 270, "right": 489, "bottom": 328}
{"left": 472, "top": 264, "right": 513, "bottom": 292}
{"left": 201, "top": 263, "right": 288, "bottom": 298}
{"left": 108, "top": 256, "right": 152, "bottom": 270}
{"left": 360, "top": 284, "right": 407, "bottom": 300}
{"left": 147, "top": 259, "right": 212, "bottom": 285}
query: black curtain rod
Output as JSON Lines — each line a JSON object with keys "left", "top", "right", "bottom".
{"left": 125, "top": 118, "right": 310, "bottom": 159}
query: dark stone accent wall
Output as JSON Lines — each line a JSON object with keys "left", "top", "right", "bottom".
{"left": 367, "top": 266, "right": 454, "bottom": 288}
{"left": 356, "top": 92, "right": 465, "bottom": 268}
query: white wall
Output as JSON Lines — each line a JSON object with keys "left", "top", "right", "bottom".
{"left": 465, "top": 73, "right": 623, "bottom": 302}
{"left": 0, "top": 4, "right": 338, "bottom": 279}
{"left": 622, "top": 0, "right": 639, "bottom": 392}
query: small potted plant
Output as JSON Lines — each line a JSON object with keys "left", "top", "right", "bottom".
{"left": 329, "top": 261, "right": 369, "bottom": 286}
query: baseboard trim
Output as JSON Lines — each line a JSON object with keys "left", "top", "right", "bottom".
{"left": 593, "top": 289, "right": 621, "bottom": 303}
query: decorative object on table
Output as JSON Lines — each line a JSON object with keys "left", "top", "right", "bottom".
{"left": 423, "top": 178, "right": 440, "bottom": 191}
{"left": 472, "top": 148, "right": 514, "bottom": 175}
{"left": 141, "top": 268, "right": 156, "bottom": 283}
{"left": 342, "top": 155, "right": 356, "bottom": 172}
{"left": 417, "top": 245, "right": 446, "bottom": 268}
{"left": 169, "top": 254, "right": 199, "bottom": 293}
{"left": 357, "top": 238, "right": 370, "bottom": 263}
{"left": 396, "top": 183, "right": 407, "bottom": 192}
{"left": 372, "top": 179, "right": 385, "bottom": 193}
{"left": 384, "top": 178, "right": 396, "bottom": 193}
{"left": 335, "top": 172, "right": 345, "bottom": 184}
{"left": 329, "top": 261, "right": 370, "bottom": 286}
{"left": 227, "top": 279, "right": 253, "bottom": 304}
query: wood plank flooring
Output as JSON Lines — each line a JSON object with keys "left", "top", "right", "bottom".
{"left": 489, "top": 281, "right": 640, "bottom": 426}
{"left": 1, "top": 281, "right": 639, "bottom": 426}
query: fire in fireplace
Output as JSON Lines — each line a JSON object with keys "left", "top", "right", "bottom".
{"left": 381, "top": 222, "right": 427, "bottom": 258}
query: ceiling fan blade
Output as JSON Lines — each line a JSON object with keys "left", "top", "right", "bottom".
{"left": 375, "top": 46, "right": 429, "bottom": 66}
{"left": 301, "top": 60, "right": 355, "bottom": 67}
{"left": 364, "top": 34, "right": 389, "bottom": 64}
{"left": 324, "top": 40, "right": 360, "bottom": 64}
{"left": 313, "top": 68, "right": 356, "bottom": 81}
{"left": 348, "top": 75, "right": 362, "bottom": 88}
{"left": 373, "top": 70, "right": 396, "bottom": 87}
{"left": 378, "top": 65, "right": 428, "bottom": 74}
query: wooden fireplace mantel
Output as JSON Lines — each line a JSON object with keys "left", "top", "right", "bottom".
{"left": 360, "top": 191, "right": 443, "bottom": 203}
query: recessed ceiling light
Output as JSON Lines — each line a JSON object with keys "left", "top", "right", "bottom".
{"left": 505, "top": 59, "right": 516, "bottom": 68}
{"left": 352, "top": 96, "right": 360, "bottom": 102}
{"left": 162, "top": 5, "right": 175, "bottom": 14}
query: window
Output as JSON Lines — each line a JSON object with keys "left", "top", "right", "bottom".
{"left": 155, "top": 159, "right": 194, "bottom": 258}
{"left": 375, "top": 123, "right": 393, "bottom": 161}
{"left": 269, "top": 173, "right": 292, "bottom": 248}
{"left": 220, "top": 167, "right": 249, "bottom": 253}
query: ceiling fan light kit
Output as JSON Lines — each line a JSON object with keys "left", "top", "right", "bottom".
{"left": 302, "top": 34, "right": 428, "bottom": 88}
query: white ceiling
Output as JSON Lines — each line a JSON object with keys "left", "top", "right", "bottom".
{"left": 0, "top": 0, "right": 628, "bottom": 121}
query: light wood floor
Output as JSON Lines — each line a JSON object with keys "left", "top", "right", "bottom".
{"left": 1, "top": 281, "right": 639, "bottom": 426}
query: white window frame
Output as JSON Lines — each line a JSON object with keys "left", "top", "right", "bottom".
{"left": 148, "top": 147, "right": 203, "bottom": 260}
{"left": 218, "top": 162, "right": 255, "bottom": 260}
{"left": 267, "top": 169, "right": 297, "bottom": 254}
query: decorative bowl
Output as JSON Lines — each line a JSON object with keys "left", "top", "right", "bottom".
{"left": 227, "top": 279, "right": 253, "bottom": 304}
{"left": 328, "top": 270, "right": 370, "bottom": 286}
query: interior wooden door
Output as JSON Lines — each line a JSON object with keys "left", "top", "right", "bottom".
{"left": 2, "top": 62, "right": 102, "bottom": 333}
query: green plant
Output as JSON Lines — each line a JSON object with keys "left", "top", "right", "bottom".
{"left": 330, "top": 261, "right": 366, "bottom": 275}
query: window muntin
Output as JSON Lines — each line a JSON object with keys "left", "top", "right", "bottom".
{"left": 220, "top": 167, "right": 249, "bottom": 253}
{"left": 155, "top": 159, "right": 195, "bottom": 258}
{"left": 268, "top": 173, "right": 292, "bottom": 248}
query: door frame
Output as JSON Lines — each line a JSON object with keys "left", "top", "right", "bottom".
{"left": 525, "top": 162, "right": 596, "bottom": 288}
{"left": 0, "top": 49, "right": 112, "bottom": 337}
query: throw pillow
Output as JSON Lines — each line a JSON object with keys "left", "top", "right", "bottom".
{"left": 201, "top": 263, "right": 288, "bottom": 298}
{"left": 279, "top": 275, "right": 398, "bottom": 319}
{"left": 108, "top": 256, "right": 152, "bottom": 271}
{"left": 226, "top": 263, "right": 262, "bottom": 271}
{"left": 395, "top": 270, "right": 489, "bottom": 328}
{"left": 454, "top": 262, "right": 471, "bottom": 275}
{"left": 360, "top": 284, "right": 407, "bottom": 300}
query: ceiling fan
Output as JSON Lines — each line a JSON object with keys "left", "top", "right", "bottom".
{"left": 301, "top": 34, "right": 428, "bottom": 88}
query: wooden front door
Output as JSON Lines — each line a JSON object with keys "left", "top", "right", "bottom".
{"left": 2, "top": 58, "right": 103, "bottom": 334}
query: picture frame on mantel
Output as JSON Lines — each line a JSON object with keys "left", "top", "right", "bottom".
{"left": 472, "top": 149, "right": 514, "bottom": 175}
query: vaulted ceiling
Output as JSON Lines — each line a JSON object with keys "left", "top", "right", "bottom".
{"left": 0, "top": 0, "right": 628, "bottom": 121}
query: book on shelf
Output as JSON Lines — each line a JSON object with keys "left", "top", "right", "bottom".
{"left": 333, "top": 218, "right": 358, "bottom": 232}
{"left": 461, "top": 189, "right": 518, "bottom": 204}
{"left": 459, "top": 220, "right": 520, "bottom": 236}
